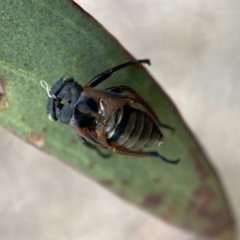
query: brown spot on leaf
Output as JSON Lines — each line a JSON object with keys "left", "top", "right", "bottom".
{"left": 142, "top": 193, "right": 164, "bottom": 208}
{"left": 88, "top": 162, "right": 95, "bottom": 169}
{"left": 0, "top": 77, "right": 8, "bottom": 109}
{"left": 162, "top": 204, "right": 177, "bottom": 222}
{"left": 100, "top": 179, "right": 113, "bottom": 187}
{"left": 121, "top": 179, "right": 130, "bottom": 186}
{"left": 190, "top": 150, "right": 210, "bottom": 181}
{"left": 27, "top": 132, "right": 45, "bottom": 148}
{"left": 189, "top": 186, "right": 215, "bottom": 215}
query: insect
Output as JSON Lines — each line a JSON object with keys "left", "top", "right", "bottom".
{"left": 41, "top": 59, "right": 179, "bottom": 164}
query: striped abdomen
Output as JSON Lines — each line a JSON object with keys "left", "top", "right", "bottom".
{"left": 106, "top": 106, "right": 163, "bottom": 150}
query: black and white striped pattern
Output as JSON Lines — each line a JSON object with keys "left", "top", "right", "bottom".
{"left": 106, "top": 106, "right": 163, "bottom": 150}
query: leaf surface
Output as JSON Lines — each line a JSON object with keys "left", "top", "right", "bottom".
{"left": 0, "top": 1, "right": 235, "bottom": 239}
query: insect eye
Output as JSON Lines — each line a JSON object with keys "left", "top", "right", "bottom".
{"left": 55, "top": 104, "right": 73, "bottom": 124}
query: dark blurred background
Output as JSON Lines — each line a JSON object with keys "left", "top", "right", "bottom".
{"left": 0, "top": 1, "right": 239, "bottom": 239}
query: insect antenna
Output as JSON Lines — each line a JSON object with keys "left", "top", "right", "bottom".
{"left": 40, "top": 80, "right": 56, "bottom": 99}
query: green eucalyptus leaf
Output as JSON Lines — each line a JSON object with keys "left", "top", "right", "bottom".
{"left": 0, "top": 0, "right": 235, "bottom": 239}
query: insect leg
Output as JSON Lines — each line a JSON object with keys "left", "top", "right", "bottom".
{"left": 78, "top": 136, "right": 111, "bottom": 158}
{"left": 105, "top": 85, "right": 175, "bottom": 132}
{"left": 110, "top": 144, "right": 179, "bottom": 164}
{"left": 84, "top": 59, "right": 150, "bottom": 88}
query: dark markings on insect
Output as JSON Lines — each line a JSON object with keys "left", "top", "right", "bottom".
{"left": 41, "top": 59, "right": 179, "bottom": 164}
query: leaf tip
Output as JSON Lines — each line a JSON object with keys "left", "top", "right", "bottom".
{"left": 217, "top": 227, "right": 237, "bottom": 240}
